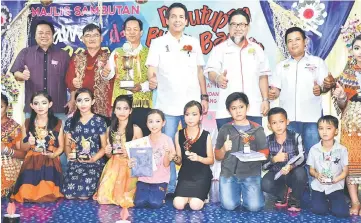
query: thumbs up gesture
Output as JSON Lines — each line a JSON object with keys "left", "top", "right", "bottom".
{"left": 323, "top": 73, "right": 336, "bottom": 90}
{"left": 216, "top": 70, "right": 228, "bottom": 89}
{"left": 313, "top": 80, "right": 321, "bottom": 96}
{"left": 223, "top": 135, "right": 232, "bottom": 152}
{"left": 273, "top": 146, "right": 288, "bottom": 163}
{"left": 333, "top": 82, "right": 347, "bottom": 100}
{"left": 72, "top": 77, "right": 82, "bottom": 89}
{"left": 149, "top": 72, "right": 158, "bottom": 90}
{"left": 23, "top": 65, "right": 31, "bottom": 80}
{"left": 102, "top": 61, "right": 111, "bottom": 78}
{"left": 105, "top": 138, "right": 112, "bottom": 155}
{"left": 28, "top": 132, "right": 36, "bottom": 146}
{"left": 268, "top": 85, "right": 280, "bottom": 100}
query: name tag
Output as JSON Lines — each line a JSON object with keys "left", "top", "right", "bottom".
{"left": 51, "top": 60, "right": 58, "bottom": 65}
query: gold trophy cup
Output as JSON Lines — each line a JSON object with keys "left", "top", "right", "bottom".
{"left": 120, "top": 41, "right": 135, "bottom": 88}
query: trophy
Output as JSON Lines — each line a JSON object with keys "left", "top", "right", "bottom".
{"left": 111, "top": 131, "right": 124, "bottom": 154}
{"left": 120, "top": 41, "right": 135, "bottom": 89}
{"left": 78, "top": 136, "right": 92, "bottom": 160}
{"left": 68, "top": 137, "right": 77, "bottom": 160}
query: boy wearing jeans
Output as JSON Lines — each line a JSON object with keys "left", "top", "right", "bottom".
{"left": 215, "top": 92, "right": 269, "bottom": 211}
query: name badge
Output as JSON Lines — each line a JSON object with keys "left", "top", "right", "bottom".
{"left": 51, "top": 60, "right": 58, "bottom": 65}
{"left": 244, "top": 144, "right": 251, "bottom": 154}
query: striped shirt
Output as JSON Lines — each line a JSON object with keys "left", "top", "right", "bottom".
{"left": 263, "top": 130, "right": 305, "bottom": 172}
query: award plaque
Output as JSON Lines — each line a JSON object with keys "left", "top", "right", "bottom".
{"left": 120, "top": 41, "right": 135, "bottom": 88}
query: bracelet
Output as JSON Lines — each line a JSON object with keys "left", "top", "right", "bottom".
{"left": 201, "top": 94, "right": 209, "bottom": 102}
{"left": 2, "top": 146, "right": 9, "bottom": 155}
{"left": 173, "top": 155, "right": 179, "bottom": 162}
{"left": 337, "top": 95, "right": 347, "bottom": 103}
{"left": 9, "top": 149, "right": 14, "bottom": 157}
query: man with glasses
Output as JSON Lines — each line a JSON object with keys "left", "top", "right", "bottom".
{"left": 204, "top": 9, "right": 271, "bottom": 129}
{"left": 65, "top": 23, "right": 113, "bottom": 117}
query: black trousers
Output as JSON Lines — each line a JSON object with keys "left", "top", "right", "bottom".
{"left": 261, "top": 166, "right": 307, "bottom": 201}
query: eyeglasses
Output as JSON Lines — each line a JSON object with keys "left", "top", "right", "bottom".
{"left": 83, "top": 34, "right": 101, "bottom": 39}
{"left": 229, "top": 23, "right": 249, "bottom": 29}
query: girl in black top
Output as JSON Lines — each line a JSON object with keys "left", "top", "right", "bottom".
{"left": 172, "top": 101, "right": 214, "bottom": 211}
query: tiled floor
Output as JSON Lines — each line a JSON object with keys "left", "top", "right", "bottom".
{"left": 2, "top": 181, "right": 361, "bottom": 223}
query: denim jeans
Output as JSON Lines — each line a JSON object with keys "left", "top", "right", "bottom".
{"left": 162, "top": 114, "right": 186, "bottom": 193}
{"left": 216, "top": 116, "right": 262, "bottom": 130}
{"left": 219, "top": 175, "right": 265, "bottom": 211}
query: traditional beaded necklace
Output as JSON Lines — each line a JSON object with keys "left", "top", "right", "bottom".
{"left": 184, "top": 127, "right": 200, "bottom": 151}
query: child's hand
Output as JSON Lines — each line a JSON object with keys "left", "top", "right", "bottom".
{"left": 273, "top": 146, "right": 288, "bottom": 163}
{"left": 128, "top": 158, "right": 137, "bottom": 168}
{"left": 28, "top": 132, "right": 36, "bottom": 146}
{"left": 187, "top": 152, "right": 199, "bottom": 162}
{"left": 281, "top": 164, "right": 291, "bottom": 175}
{"left": 223, "top": 135, "right": 232, "bottom": 152}
{"left": 105, "top": 140, "right": 112, "bottom": 155}
{"left": 316, "top": 173, "right": 327, "bottom": 183}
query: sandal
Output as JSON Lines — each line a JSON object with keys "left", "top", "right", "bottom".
{"left": 349, "top": 202, "right": 361, "bottom": 216}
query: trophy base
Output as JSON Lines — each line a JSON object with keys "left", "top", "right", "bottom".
{"left": 68, "top": 152, "right": 77, "bottom": 160}
{"left": 120, "top": 81, "right": 134, "bottom": 88}
{"left": 112, "top": 148, "right": 124, "bottom": 155}
{"left": 78, "top": 154, "right": 90, "bottom": 160}
{"left": 3, "top": 214, "right": 20, "bottom": 223}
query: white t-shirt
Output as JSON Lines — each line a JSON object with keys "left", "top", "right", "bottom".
{"left": 146, "top": 32, "right": 205, "bottom": 116}
{"left": 271, "top": 54, "right": 328, "bottom": 122}
{"left": 204, "top": 38, "right": 271, "bottom": 118}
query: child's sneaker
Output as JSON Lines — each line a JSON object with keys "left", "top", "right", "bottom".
{"left": 287, "top": 195, "right": 301, "bottom": 212}
{"left": 275, "top": 187, "right": 291, "bottom": 208}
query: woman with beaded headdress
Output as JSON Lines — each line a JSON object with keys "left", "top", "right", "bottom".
{"left": 333, "top": 34, "right": 361, "bottom": 216}
{"left": 1, "top": 92, "right": 25, "bottom": 197}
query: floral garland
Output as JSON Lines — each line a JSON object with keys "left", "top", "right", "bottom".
{"left": 341, "top": 17, "right": 361, "bottom": 53}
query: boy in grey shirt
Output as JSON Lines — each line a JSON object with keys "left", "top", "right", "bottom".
{"left": 215, "top": 92, "right": 269, "bottom": 212}
{"left": 307, "top": 115, "right": 349, "bottom": 218}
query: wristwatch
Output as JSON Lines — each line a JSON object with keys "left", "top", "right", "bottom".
{"left": 262, "top": 97, "right": 269, "bottom": 102}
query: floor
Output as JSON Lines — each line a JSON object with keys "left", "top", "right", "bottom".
{"left": 2, "top": 181, "right": 361, "bottom": 223}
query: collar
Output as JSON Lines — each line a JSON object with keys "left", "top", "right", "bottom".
{"left": 36, "top": 44, "right": 54, "bottom": 52}
{"left": 226, "top": 37, "right": 249, "bottom": 49}
{"left": 231, "top": 120, "right": 261, "bottom": 135}
{"left": 288, "top": 52, "right": 311, "bottom": 62}
{"left": 315, "top": 140, "right": 338, "bottom": 153}
{"left": 132, "top": 43, "right": 143, "bottom": 55}
{"left": 84, "top": 48, "right": 103, "bottom": 57}
{"left": 166, "top": 31, "right": 186, "bottom": 42}
{"left": 269, "top": 129, "right": 295, "bottom": 143}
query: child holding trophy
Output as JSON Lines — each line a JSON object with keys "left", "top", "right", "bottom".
{"left": 12, "top": 91, "right": 64, "bottom": 202}
{"left": 307, "top": 115, "right": 349, "bottom": 217}
{"left": 93, "top": 95, "right": 143, "bottom": 220}
{"left": 62, "top": 88, "right": 107, "bottom": 199}
{"left": 173, "top": 101, "right": 214, "bottom": 211}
